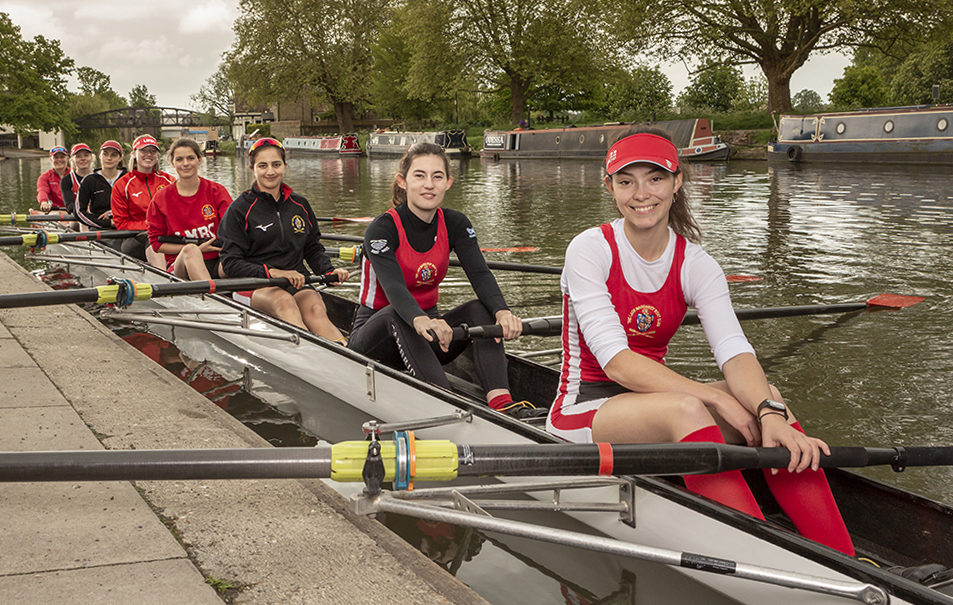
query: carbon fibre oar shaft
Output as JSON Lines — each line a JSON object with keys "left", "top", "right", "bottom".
{"left": 0, "top": 230, "right": 141, "bottom": 247}
{"left": 0, "top": 443, "right": 948, "bottom": 484}
{"left": 0, "top": 273, "right": 338, "bottom": 309}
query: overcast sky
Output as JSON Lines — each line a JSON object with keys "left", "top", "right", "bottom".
{"left": 2, "top": 0, "right": 852, "bottom": 111}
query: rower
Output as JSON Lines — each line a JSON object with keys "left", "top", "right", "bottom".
{"left": 147, "top": 138, "right": 232, "bottom": 281}
{"left": 36, "top": 145, "right": 69, "bottom": 213}
{"left": 111, "top": 134, "right": 173, "bottom": 268}
{"left": 548, "top": 128, "right": 855, "bottom": 555}
{"left": 76, "top": 140, "right": 127, "bottom": 236}
{"left": 60, "top": 143, "right": 95, "bottom": 231}
{"left": 348, "top": 142, "right": 545, "bottom": 420}
{"left": 218, "top": 138, "right": 349, "bottom": 342}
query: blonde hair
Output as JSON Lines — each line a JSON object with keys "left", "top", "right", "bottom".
{"left": 69, "top": 149, "right": 96, "bottom": 172}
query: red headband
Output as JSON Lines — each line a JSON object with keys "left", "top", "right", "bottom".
{"left": 606, "top": 133, "right": 679, "bottom": 175}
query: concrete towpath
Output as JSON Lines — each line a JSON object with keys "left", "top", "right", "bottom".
{"left": 0, "top": 250, "right": 488, "bottom": 605}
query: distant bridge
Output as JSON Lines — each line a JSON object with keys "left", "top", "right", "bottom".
{"left": 73, "top": 107, "right": 212, "bottom": 140}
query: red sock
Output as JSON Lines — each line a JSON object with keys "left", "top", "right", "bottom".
{"left": 488, "top": 393, "right": 513, "bottom": 411}
{"left": 680, "top": 426, "right": 764, "bottom": 519}
{"left": 761, "top": 422, "right": 855, "bottom": 556}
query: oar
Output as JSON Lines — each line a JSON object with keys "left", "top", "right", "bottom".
{"left": 0, "top": 273, "right": 339, "bottom": 310}
{"left": 0, "top": 212, "right": 76, "bottom": 224}
{"left": 158, "top": 236, "right": 363, "bottom": 265}
{"left": 0, "top": 441, "right": 946, "bottom": 483}
{"left": 314, "top": 216, "right": 373, "bottom": 224}
{"left": 0, "top": 230, "right": 142, "bottom": 248}
{"left": 320, "top": 233, "right": 548, "bottom": 264}
{"left": 451, "top": 294, "right": 925, "bottom": 339}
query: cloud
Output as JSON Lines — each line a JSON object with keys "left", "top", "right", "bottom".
{"left": 180, "top": 0, "right": 236, "bottom": 34}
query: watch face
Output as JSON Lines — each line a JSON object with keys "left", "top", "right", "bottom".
{"left": 766, "top": 400, "right": 785, "bottom": 412}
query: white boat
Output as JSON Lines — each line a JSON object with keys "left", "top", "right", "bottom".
{"left": 26, "top": 234, "right": 953, "bottom": 605}
{"left": 366, "top": 130, "right": 472, "bottom": 157}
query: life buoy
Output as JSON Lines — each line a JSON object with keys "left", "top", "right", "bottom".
{"left": 787, "top": 145, "right": 802, "bottom": 162}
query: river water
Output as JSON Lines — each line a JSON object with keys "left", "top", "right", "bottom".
{"left": 3, "top": 152, "right": 953, "bottom": 602}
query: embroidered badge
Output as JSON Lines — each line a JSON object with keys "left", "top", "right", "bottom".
{"left": 291, "top": 214, "right": 305, "bottom": 234}
{"left": 467, "top": 227, "right": 476, "bottom": 238}
{"left": 201, "top": 204, "right": 215, "bottom": 220}
{"left": 369, "top": 239, "right": 389, "bottom": 254}
{"left": 416, "top": 262, "right": 437, "bottom": 285}
{"left": 627, "top": 304, "right": 661, "bottom": 337}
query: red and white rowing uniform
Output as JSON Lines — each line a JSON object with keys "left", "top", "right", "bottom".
{"left": 548, "top": 219, "right": 755, "bottom": 443}
{"left": 147, "top": 177, "right": 232, "bottom": 271}
{"left": 358, "top": 207, "right": 450, "bottom": 310}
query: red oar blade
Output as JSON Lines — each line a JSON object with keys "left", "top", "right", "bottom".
{"left": 867, "top": 293, "right": 925, "bottom": 308}
{"left": 726, "top": 275, "right": 762, "bottom": 283}
{"left": 480, "top": 246, "right": 539, "bottom": 253}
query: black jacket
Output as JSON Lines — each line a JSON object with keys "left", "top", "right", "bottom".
{"left": 76, "top": 168, "right": 127, "bottom": 229}
{"left": 219, "top": 183, "right": 334, "bottom": 279}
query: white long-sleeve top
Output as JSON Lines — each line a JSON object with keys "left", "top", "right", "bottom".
{"left": 562, "top": 219, "right": 755, "bottom": 370}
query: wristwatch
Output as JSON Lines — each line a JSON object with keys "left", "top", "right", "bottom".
{"left": 756, "top": 398, "right": 788, "bottom": 421}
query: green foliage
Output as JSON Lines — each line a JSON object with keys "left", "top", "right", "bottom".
{"left": 792, "top": 89, "right": 825, "bottom": 113}
{"left": 446, "top": 0, "right": 617, "bottom": 124}
{"left": 225, "top": 0, "right": 387, "bottom": 133}
{"left": 829, "top": 65, "right": 888, "bottom": 109}
{"left": 890, "top": 39, "right": 953, "bottom": 104}
{"left": 0, "top": 12, "right": 75, "bottom": 135}
{"left": 129, "top": 84, "right": 156, "bottom": 108}
{"left": 369, "top": 0, "right": 465, "bottom": 122}
{"left": 732, "top": 76, "right": 768, "bottom": 111}
{"left": 246, "top": 123, "right": 271, "bottom": 136}
{"left": 609, "top": 0, "right": 950, "bottom": 112}
{"left": 191, "top": 63, "right": 235, "bottom": 123}
{"left": 678, "top": 63, "right": 743, "bottom": 112}
{"left": 603, "top": 66, "right": 673, "bottom": 120}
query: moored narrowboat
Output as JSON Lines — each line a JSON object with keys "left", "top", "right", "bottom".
{"left": 768, "top": 105, "right": 953, "bottom": 164}
{"left": 283, "top": 134, "right": 362, "bottom": 156}
{"left": 481, "top": 119, "right": 730, "bottom": 162}
{"left": 366, "top": 130, "right": 472, "bottom": 157}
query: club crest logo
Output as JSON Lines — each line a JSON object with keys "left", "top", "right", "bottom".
{"left": 201, "top": 204, "right": 216, "bottom": 220}
{"left": 416, "top": 262, "right": 437, "bottom": 285}
{"left": 291, "top": 214, "right": 305, "bottom": 234}
{"left": 626, "top": 304, "right": 661, "bottom": 337}
{"left": 369, "top": 239, "right": 389, "bottom": 254}
{"left": 467, "top": 227, "right": 476, "bottom": 238}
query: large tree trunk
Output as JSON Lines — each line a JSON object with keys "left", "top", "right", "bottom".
{"left": 509, "top": 74, "right": 529, "bottom": 125}
{"left": 762, "top": 61, "right": 795, "bottom": 113}
{"left": 334, "top": 101, "right": 355, "bottom": 133}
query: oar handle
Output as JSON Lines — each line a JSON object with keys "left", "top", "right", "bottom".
{"left": 451, "top": 317, "right": 563, "bottom": 340}
{"left": 158, "top": 235, "right": 223, "bottom": 247}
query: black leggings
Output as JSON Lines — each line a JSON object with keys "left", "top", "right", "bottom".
{"left": 120, "top": 232, "right": 150, "bottom": 262}
{"left": 348, "top": 299, "right": 509, "bottom": 392}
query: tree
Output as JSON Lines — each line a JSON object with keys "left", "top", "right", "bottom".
{"left": 369, "top": 0, "right": 466, "bottom": 122}
{"left": 612, "top": 0, "right": 949, "bottom": 112}
{"left": 678, "top": 63, "right": 742, "bottom": 112}
{"left": 792, "top": 89, "right": 825, "bottom": 113}
{"left": 225, "top": 0, "right": 386, "bottom": 133}
{"left": 129, "top": 84, "right": 156, "bottom": 108}
{"left": 415, "top": 0, "right": 613, "bottom": 124}
{"left": 0, "top": 12, "right": 74, "bottom": 135}
{"left": 75, "top": 66, "right": 126, "bottom": 108}
{"left": 829, "top": 65, "right": 888, "bottom": 109}
{"left": 733, "top": 75, "right": 768, "bottom": 111}
{"left": 191, "top": 63, "right": 235, "bottom": 125}
{"left": 890, "top": 39, "right": 953, "bottom": 104}
{"left": 604, "top": 66, "right": 673, "bottom": 120}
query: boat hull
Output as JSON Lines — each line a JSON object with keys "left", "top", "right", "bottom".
{"left": 769, "top": 106, "right": 953, "bottom": 164}
{"left": 35, "top": 238, "right": 953, "bottom": 605}
{"left": 366, "top": 130, "right": 472, "bottom": 157}
{"left": 284, "top": 134, "right": 363, "bottom": 155}
{"left": 481, "top": 119, "right": 731, "bottom": 163}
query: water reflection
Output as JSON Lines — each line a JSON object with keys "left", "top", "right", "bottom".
{"left": 4, "top": 153, "right": 952, "bottom": 520}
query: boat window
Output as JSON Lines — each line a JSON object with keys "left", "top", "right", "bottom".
{"left": 579, "top": 135, "right": 585, "bottom": 144}
{"left": 836, "top": 123, "right": 846, "bottom": 134}
{"left": 939, "top": 119, "right": 948, "bottom": 132}
{"left": 555, "top": 136, "right": 560, "bottom": 145}
{"left": 599, "top": 134, "right": 605, "bottom": 144}
{"left": 884, "top": 120, "right": 894, "bottom": 133}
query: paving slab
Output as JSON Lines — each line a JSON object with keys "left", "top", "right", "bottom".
{"left": 0, "top": 559, "right": 221, "bottom": 605}
{"left": 0, "top": 249, "right": 488, "bottom": 605}
{"left": 0, "top": 367, "right": 70, "bottom": 408}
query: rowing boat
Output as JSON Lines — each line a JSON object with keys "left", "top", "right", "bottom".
{"left": 28, "top": 233, "right": 953, "bottom": 605}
